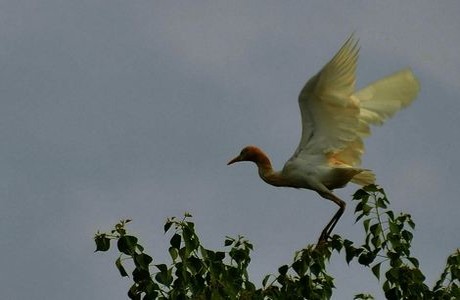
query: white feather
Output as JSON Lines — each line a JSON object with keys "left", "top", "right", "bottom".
{"left": 355, "top": 69, "right": 420, "bottom": 125}
{"left": 288, "top": 35, "right": 420, "bottom": 174}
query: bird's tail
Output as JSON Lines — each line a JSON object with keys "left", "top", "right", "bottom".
{"left": 351, "top": 170, "right": 376, "bottom": 186}
{"left": 353, "top": 68, "right": 420, "bottom": 125}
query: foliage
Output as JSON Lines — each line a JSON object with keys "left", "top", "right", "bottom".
{"left": 94, "top": 185, "right": 459, "bottom": 299}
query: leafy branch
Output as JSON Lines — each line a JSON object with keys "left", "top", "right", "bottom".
{"left": 94, "top": 185, "right": 459, "bottom": 299}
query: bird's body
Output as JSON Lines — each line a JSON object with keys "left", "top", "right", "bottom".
{"left": 228, "top": 35, "right": 420, "bottom": 243}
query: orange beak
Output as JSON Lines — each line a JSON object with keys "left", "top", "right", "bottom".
{"left": 227, "top": 155, "right": 242, "bottom": 165}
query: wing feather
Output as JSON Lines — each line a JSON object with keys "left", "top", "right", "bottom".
{"left": 293, "top": 35, "right": 363, "bottom": 161}
{"left": 355, "top": 68, "right": 420, "bottom": 125}
{"left": 290, "top": 35, "right": 420, "bottom": 168}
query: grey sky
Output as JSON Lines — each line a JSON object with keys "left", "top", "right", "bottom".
{"left": 1, "top": 1, "right": 459, "bottom": 299}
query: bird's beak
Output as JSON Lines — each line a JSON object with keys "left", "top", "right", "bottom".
{"left": 227, "top": 155, "right": 242, "bottom": 165}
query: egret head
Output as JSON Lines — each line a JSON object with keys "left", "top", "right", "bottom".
{"left": 227, "top": 146, "right": 265, "bottom": 165}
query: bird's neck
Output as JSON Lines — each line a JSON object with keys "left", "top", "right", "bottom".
{"left": 251, "top": 151, "right": 286, "bottom": 187}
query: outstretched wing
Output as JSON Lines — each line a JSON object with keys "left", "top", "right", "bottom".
{"left": 291, "top": 35, "right": 368, "bottom": 164}
{"left": 290, "top": 36, "right": 420, "bottom": 167}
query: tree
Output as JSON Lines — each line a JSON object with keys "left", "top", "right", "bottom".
{"left": 94, "top": 185, "right": 459, "bottom": 299}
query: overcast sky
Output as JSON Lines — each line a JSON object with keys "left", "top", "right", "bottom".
{"left": 1, "top": 1, "right": 459, "bottom": 299}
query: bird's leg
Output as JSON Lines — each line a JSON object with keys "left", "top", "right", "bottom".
{"left": 317, "top": 192, "right": 346, "bottom": 244}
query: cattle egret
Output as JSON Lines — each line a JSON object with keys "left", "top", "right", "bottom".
{"left": 228, "top": 35, "right": 420, "bottom": 244}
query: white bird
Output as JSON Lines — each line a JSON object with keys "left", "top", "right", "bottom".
{"left": 228, "top": 35, "right": 420, "bottom": 244}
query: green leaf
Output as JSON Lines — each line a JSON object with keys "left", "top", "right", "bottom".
{"left": 385, "top": 267, "right": 399, "bottom": 282}
{"left": 401, "top": 230, "right": 413, "bottom": 242}
{"left": 134, "top": 253, "right": 153, "bottom": 269}
{"left": 114, "top": 221, "right": 127, "bottom": 236}
{"left": 94, "top": 234, "right": 111, "bottom": 252}
{"left": 116, "top": 256, "right": 129, "bottom": 277}
{"left": 230, "top": 248, "right": 247, "bottom": 265}
{"left": 186, "top": 221, "right": 195, "bottom": 230}
{"left": 353, "top": 189, "right": 369, "bottom": 200}
{"left": 224, "top": 237, "right": 233, "bottom": 247}
{"left": 363, "top": 184, "right": 379, "bottom": 192}
{"left": 262, "top": 274, "right": 271, "bottom": 287}
{"left": 389, "top": 221, "right": 400, "bottom": 234}
{"left": 408, "top": 218, "right": 416, "bottom": 229}
{"left": 292, "top": 259, "right": 306, "bottom": 276}
{"left": 117, "top": 235, "right": 138, "bottom": 255}
{"left": 408, "top": 257, "right": 419, "bottom": 268}
{"left": 168, "top": 247, "right": 178, "bottom": 261}
{"left": 371, "top": 235, "right": 382, "bottom": 248}
{"left": 369, "top": 223, "right": 382, "bottom": 237}
{"left": 344, "top": 241, "right": 357, "bottom": 264}
{"left": 164, "top": 220, "right": 173, "bottom": 233}
{"left": 142, "top": 287, "right": 158, "bottom": 300}
{"left": 329, "top": 235, "right": 343, "bottom": 252}
{"left": 363, "top": 219, "right": 371, "bottom": 234}
{"left": 447, "top": 252, "right": 459, "bottom": 265}
{"left": 187, "top": 256, "right": 203, "bottom": 274}
{"left": 215, "top": 251, "right": 225, "bottom": 261}
{"left": 245, "top": 240, "right": 254, "bottom": 251}
{"left": 155, "top": 264, "right": 168, "bottom": 273}
{"left": 354, "top": 293, "right": 375, "bottom": 300}
{"left": 128, "top": 284, "right": 140, "bottom": 300}
{"left": 278, "top": 265, "right": 289, "bottom": 276}
{"left": 178, "top": 246, "right": 187, "bottom": 259}
{"left": 155, "top": 267, "right": 173, "bottom": 285}
{"left": 355, "top": 213, "right": 366, "bottom": 223}
{"left": 371, "top": 263, "right": 381, "bottom": 280}
{"left": 132, "top": 268, "right": 151, "bottom": 283}
{"left": 310, "top": 262, "right": 322, "bottom": 276}
{"left": 358, "top": 252, "right": 375, "bottom": 266}
{"left": 183, "top": 227, "right": 199, "bottom": 253}
{"left": 382, "top": 280, "right": 390, "bottom": 293}
{"left": 170, "top": 233, "right": 181, "bottom": 249}
{"left": 376, "top": 197, "right": 387, "bottom": 209}
{"left": 362, "top": 204, "right": 372, "bottom": 215}
{"left": 386, "top": 211, "right": 395, "bottom": 221}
